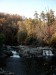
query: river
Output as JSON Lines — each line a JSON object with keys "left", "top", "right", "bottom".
{"left": 0, "top": 50, "right": 56, "bottom": 75}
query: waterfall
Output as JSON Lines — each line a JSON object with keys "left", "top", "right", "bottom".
{"left": 11, "top": 51, "right": 20, "bottom": 58}
{"left": 43, "top": 50, "right": 53, "bottom": 56}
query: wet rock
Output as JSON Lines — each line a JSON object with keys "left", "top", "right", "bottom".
{"left": 18, "top": 46, "right": 53, "bottom": 58}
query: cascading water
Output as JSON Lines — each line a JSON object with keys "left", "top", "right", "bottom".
{"left": 11, "top": 51, "right": 20, "bottom": 58}
{"left": 43, "top": 50, "right": 53, "bottom": 56}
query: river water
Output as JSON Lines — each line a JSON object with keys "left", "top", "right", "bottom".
{"left": 0, "top": 50, "right": 56, "bottom": 75}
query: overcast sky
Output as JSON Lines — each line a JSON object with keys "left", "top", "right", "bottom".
{"left": 0, "top": 0, "right": 56, "bottom": 18}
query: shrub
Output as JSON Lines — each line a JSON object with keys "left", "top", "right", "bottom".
{"left": 50, "top": 32, "right": 56, "bottom": 47}
{"left": 25, "top": 34, "right": 38, "bottom": 46}
{"left": 17, "top": 30, "right": 27, "bottom": 44}
{"left": 0, "top": 33, "right": 5, "bottom": 46}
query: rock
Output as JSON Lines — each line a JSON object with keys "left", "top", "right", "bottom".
{"left": 0, "top": 68, "right": 14, "bottom": 75}
{"left": 18, "top": 46, "right": 41, "bottom": 58}
{"left": 18, "top": 46, "right": 53, "bottom": 58}
{"left": 3, "top": 50, "right": 13, "bottom": 57}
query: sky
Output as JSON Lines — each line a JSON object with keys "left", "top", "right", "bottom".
{"left": 0, "top": 0, "right": 56, "bottom": 18}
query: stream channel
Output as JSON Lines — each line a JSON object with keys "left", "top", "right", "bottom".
{"left": 0, "top": 47, "right": 56, "bottom": 75}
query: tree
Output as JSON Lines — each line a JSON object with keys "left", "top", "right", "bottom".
{"left": 40, "top": 11, "right": 45, "bottom": 22}
{"left": 34, "top": 11, "right": 38, "bottom": 19}
{"left": 46, "top": 9, "right": 55, "bottom": 38}
{"left": 46, "top": 9, "right": 54, "bottom": 26}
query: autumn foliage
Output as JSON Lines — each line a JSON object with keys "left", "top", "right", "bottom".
{"left": 0, "top": 9, "right": 56, "bottom": 47}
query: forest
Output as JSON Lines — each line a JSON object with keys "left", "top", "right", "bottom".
{"left": 0, "top": 9, "right": 56, "bottom": 47}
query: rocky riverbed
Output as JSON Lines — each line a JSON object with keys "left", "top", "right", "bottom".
{"left": 17, "top": 45, "right": 54, "bottom": 58}
{"left": 0, "top": 45, "right": 54, "bottom": 59}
